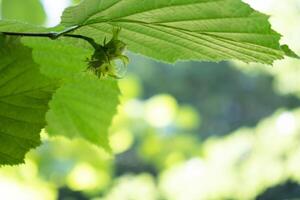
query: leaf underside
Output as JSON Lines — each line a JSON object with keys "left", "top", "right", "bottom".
{"left": 61, "top": 0, "right": 295, "bottom": 64}
{"left": 1, "top": 0, "right": 46, "bottom": 25}
{"left": 46, "top": 76, "right": 120, "bottom": 151}
{"left": 0, "top": 37, "right": 55, "bottom": 165}
{"left": 22, "top": 37, "right": 120, "bottom": 152}
{"left": 22, "top": 37, "right": 93, "bottom": 79}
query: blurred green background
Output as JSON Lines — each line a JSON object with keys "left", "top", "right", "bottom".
{"left": 1, "top": 0, "right": 300, "bottom": 199}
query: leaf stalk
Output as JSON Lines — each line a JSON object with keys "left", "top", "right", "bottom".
{"left": 1, "top": 25, "right": 98, "bottom": 49}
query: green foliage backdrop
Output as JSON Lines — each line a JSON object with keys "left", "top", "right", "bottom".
{"left": 0, "top": 0, "right": 298, "bottom": 166}
{"left": 0, "top": 0, "right": 300, "bottom": 200}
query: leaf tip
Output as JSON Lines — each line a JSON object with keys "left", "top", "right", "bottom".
{"left": 281, "top": 45, "right": 300, "bottom": 59}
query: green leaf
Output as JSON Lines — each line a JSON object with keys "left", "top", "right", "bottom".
{"left": 0, "top": 37, "right": 55, "bottom": 165}
{"left": 22, "top": 34, "right": 120, "bottom": 151}
{"left": 0, "top": 20, "right": 121, "bottom": 152}
{"left": 1, "top": 0, "right": 46, "bottom": 25}
{"left": 0, "top": 21, "right": 91, "bottom": 79}
{"left": 46, "top": 75, "right": 120, "bottom": 151}
{"left": 280, "top": 45, "right": 300, "bottom": 59}
{"left": 22, "top": 37, "right": 93, "bottom": 79}
{"left": 60, "top": 0, "right": 294, "bottom": 64}
{"left": 72, "top": 0, "right": 82, "bottom": 4}
{"left": 0, "top": 20, "right": 46, "bottom": 32}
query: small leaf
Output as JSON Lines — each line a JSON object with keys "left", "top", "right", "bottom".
{"left": 60, "top": 0, "right": 294, "bottom": 64}
{"left": 0, "top": 37, "right": 55, "bottom": 165}
{"left": 46, "top": 75, "right": 120, "bottom": 151}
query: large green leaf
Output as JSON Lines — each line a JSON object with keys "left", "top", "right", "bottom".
{"left": 60, "top": 0, "right": 294, "bottom": 64}
{"left": 0, "top": 37, "right": 55, "bottom": 165}
{"left": 1, "top": 0, "right": 46, "bottom": 25}
{"left": 46, "top": 75, "right": 120, "bottom": 151}
{"left": 23, "top": 37, "right": 120, "bottom": 152}
{"left": 0, "top": 20, "right": 121, "bottom": 153}
{"left": 22, "top": 34, "right": 120, "bottom": 152}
